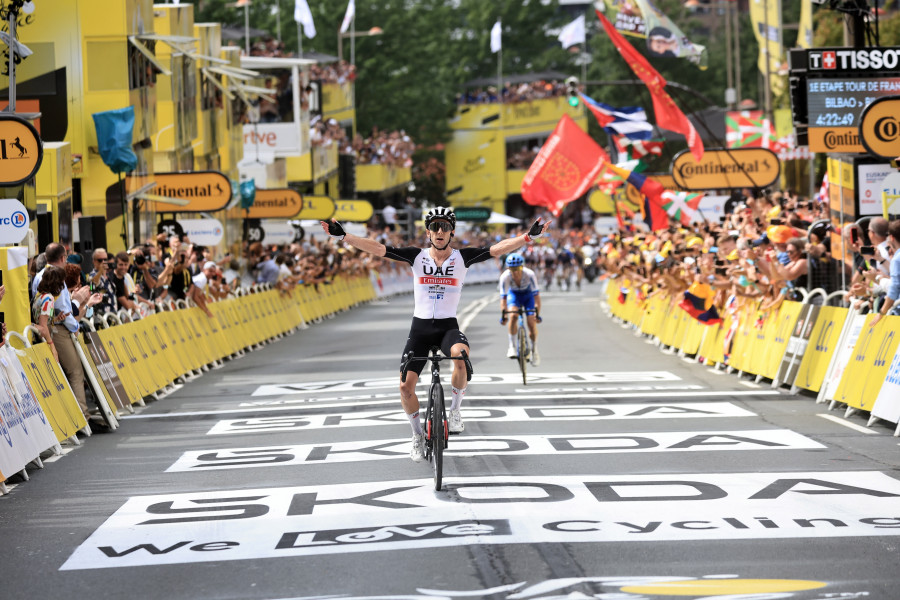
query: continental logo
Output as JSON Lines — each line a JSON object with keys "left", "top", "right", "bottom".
{"left": 672, "top": 148, "right": 779, "bottom": 191}
{"left": 154, "top": 172, "right": 232, "bottom": 212}
{"left": 859, "top": 97, "right": 900, "bottom": 158}
{"left": 822, "top": 130, "right": 860, "bottom": 150}
{"left": 246, "top": 189, "right": 303, "bottom": 218}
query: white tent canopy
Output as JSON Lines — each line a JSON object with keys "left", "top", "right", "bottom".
{"left": 487, "top": 211, "right": 521, "bottom": 224}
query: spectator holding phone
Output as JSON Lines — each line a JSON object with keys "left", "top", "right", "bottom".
{"left": 111, "top": 252, "right": 153, "bottom": 313}
{"left": 88, "top": 248, "right": 118, "bottom": 314}
{"left": 870, "top": 220, "right": 900, "bottom": 328}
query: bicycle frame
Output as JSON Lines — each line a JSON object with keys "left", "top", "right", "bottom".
{"left": 504, "top": 307, "right": 536, "bottom": 384}
{"left": 401, "top": 346, "right": 472, "bottom": 491}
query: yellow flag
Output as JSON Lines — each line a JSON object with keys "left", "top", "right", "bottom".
{"left": 0, "top": 247, "right": 31, "bottom": 338}
{"left": 749, "top": 0, "right": 786, "bottom": 97}
{"left": 798, "top": 0, "right": 813, "bottom": 49}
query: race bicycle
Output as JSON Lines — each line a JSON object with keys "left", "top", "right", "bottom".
{"left": 401, "top": 346, "right": 472, "bottom": 491}
{"left": 504, "top": 307, "right": 538, "bottom": 385}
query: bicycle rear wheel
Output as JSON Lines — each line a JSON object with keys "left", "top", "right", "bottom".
{"left": 517, "top": 325, "right": 528, "bottom": 385}
{"left": 429, "top": 383, "right": 445, "bottom": 490}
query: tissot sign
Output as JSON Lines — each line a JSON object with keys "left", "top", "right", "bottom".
{"left": 808, "top": 47, "right": 900, "bottom": 71}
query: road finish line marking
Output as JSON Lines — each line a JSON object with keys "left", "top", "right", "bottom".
{"left": 122, "top": 391, "right": 777, "bottom": 420}
{"left": 60, "top": 471, "right": 900, "bottom": 570}
{"left": 166, "top": 429, "right": 826, "bottom": 471}
{"left": 250, "top": 372, "right": 685, "bottom": 397}
{"left": 817, "top": 414, "right": 880, "bottom": 435}
{"left": 204, "top": 402, "right": 758, "bottom": 435}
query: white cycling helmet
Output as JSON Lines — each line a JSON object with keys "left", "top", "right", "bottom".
{"left": 424, "top": 206, "right": 456, "bottom": 230}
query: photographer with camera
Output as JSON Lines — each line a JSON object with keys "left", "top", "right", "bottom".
{"left": 88, "top": 248, "right": 118, "bottom": 315}
{"left": 129, "top": 245, "right": 159, "bottom": 300}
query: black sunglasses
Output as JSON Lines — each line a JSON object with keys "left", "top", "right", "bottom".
{"left": 428, "top": 221, "right": 453, "bottom": 233}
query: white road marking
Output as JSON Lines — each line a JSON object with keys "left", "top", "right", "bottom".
{"left": 60, "top": 471, "right": 900, "bottom": 570}
{"left": 817, "top": 414, "right": 880, "bottom": 435}
{"left": 167, "top": 429, "right": 826, "bottom": 471}
{"left": 205, "top": 402, "right": 758, "bottom": 435}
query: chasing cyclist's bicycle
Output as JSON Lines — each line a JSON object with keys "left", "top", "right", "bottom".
{"left": 401, "top": 346, "right": 472, "bottom": 491}
{"left": 504, "top": 307, "right": 538, "bottom": 385}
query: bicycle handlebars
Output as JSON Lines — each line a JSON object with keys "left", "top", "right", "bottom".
{"left": 400, "top": 348, "right": 473, "bottom": 383}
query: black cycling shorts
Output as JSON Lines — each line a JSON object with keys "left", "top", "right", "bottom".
{"left": 401, "top": 317, "right": 469, "bottom": 376}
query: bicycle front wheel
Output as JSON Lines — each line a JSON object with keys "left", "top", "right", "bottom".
{"left": 517, "top": 325, "right": 528, "bottom": 385}
{"left": 429, "top": 383, "right": 445, "bottom": 491}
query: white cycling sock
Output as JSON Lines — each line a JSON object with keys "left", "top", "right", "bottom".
{"left": 450, "top": 386, "right": 467, "bottom": 411}
{"left": 407, "top": 411, "right": 423, "bottom": 435}
{"left": 508, "top": 333, "right": 515, "bottom": 346}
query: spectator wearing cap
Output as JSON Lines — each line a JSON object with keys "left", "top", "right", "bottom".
{"left": 193, "top": 261, "right": 228, "bottom": 301}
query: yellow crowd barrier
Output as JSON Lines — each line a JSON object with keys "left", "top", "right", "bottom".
{"left": 604, "top": 278, "right": 900, "bottom": 434}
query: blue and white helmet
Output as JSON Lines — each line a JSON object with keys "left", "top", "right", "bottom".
{"left": 505, "top": 253, "right": 524, "bottom": 268}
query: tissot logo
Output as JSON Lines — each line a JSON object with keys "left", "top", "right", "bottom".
{"left": 809, "top": 47, "right": 900, "bottom": 70}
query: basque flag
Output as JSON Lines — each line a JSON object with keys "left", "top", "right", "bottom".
{"left": 580, "top": 93, "right": 654, "bottom": 141}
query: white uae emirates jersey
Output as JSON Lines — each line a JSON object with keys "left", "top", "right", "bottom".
{"left": 384, "top": 246, "right": 493, "bottom": 319}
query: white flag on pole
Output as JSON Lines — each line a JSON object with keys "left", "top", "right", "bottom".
{"left": 294, "top": 0, "right": 316, "bottom": 39}
{"left": 558, "top": 14, "right": 585, "bottom": 49}
{"left": 490, "top": 20, "right": 502, "bottom": 53}
{"left": 340, "top": 0, "right": 355, "bottom": 34}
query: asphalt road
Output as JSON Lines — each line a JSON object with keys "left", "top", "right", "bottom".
{"left": 1, "top": 280, "right": 898, "bottom": 600}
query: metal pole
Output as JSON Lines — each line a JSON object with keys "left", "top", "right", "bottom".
{"left": 298, "top": 23, "right": 303, "bottom": 55}
{"left": 350, "top": 16, "right": 355, "bottom": 66}
{"left": 734, "top": 1, "right": 741, "bottom": 105}
{"left": 724, "top": 0, "right": 733, "bottom": 109}
{"left": 763, "top": 0, "right": 772, "bottom": 122}
{"left": 276, "top": 0, "right": 282, "bottom": 43}
{"left": 7, "top": 8, "right": 16, "bottom": 112}
{"left": 245, "top": 4, "right": 250, "bottom": 55}
{"left": 338, "top": 33, "right": 343, "bottom": 61}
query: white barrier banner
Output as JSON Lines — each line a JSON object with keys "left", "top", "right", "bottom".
{"left": 821, "top": 312, "right": 867, "bottom": 402}
{"left": 1, "top": 347, "right": 58, "bottom": 457}
{"left": 872, "top": 344, "right": 900, "bottom": 425}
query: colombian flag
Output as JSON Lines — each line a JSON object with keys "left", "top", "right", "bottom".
{"left": 678, "top": 282, "right": 722, "bottom": 325}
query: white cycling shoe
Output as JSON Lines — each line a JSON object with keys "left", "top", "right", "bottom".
{"left": 449, "top": 409, "right": 465, "bottom": 433}
{"left": 507, "top": 343, "right": 517, "bottom": 358}
{"left": 531, "top": 348, "right": 541, "bottom": 367}
{"left": 410, "top": 433, "right": 425, "bottom": 462}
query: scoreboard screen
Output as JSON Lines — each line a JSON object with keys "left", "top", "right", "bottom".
{"left": 805, "top": 76, "right": 900, "bottom": 152}
{"left": 806, "top": 77, "right": 900, "bottom": 128}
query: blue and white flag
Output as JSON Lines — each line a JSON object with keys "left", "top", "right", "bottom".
{"left": 580, "top": 92, "right": 654, "bottom": 140}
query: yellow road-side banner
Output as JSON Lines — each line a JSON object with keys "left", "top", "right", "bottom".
{"left": 834, "top": 315, "right": 900, "bottom": 411}
{"left": 794, "top": 306, "right": 848, "bottom": 392}
{"left": 761, "top": 301, "right": 803, "bottom": 380}
{"left": 0, "top": 247, "right": 31, "bottom": 340}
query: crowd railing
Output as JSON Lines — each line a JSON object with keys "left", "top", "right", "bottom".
{"left": 603, "top": 279, "right": 900, "bottom": 436}
{"left": 0, "top": 273, "right": 377, "bottom": 494}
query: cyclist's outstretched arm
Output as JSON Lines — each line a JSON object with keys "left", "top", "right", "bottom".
{"left": 320, "top": 219, "right": 387, "bottom": 257}
{"left": 489, "top": 219, "right": 552, "bottom": 258}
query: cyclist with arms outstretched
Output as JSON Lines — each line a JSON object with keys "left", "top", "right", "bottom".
{"left": 321, "top": 208, "right": 550, "bottom": 462}
{"left": 499, "top": 252, "right": 542, "bottom": 366}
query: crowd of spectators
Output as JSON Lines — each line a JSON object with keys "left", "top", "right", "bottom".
{"left": 457, "top": 79, "right": 567, "bottom": 104}
{"left": 598, "top": 187, "right": 900, "bottom": 325}
{"left": 507, "top": 146, "right": 540, "bottom": 170}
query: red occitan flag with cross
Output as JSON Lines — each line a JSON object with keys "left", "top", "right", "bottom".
{"left": 521, "top": 114, "right": 609, "bottom": 217}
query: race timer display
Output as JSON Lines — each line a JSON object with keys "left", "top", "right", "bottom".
{"left": 806, "top": 77, "right": 900, "bottom": 128}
